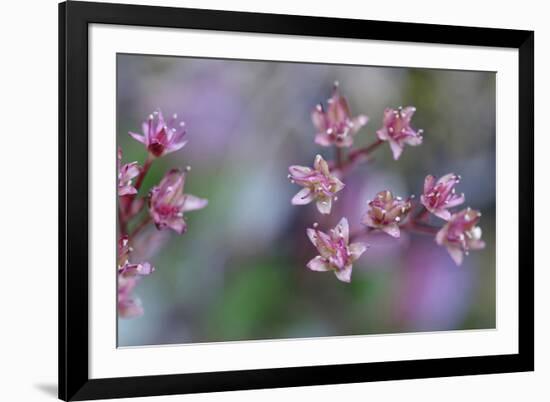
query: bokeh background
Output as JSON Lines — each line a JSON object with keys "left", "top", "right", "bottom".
{"left": 117, "top": 54, "right": 496, "bottom": 347}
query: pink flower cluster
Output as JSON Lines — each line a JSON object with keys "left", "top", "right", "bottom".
{"left": 117, "top": 109, "right": 208, "bottom": 318}
{"left": 288, "top": 83, "right": 485, "bottom": 282}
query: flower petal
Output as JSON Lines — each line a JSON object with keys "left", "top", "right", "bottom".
{"left": 336, "top": 217, "right": 349, "bottom": 243}
{"left": 334, "top": 265, "right": 352, "bottom": 283}
{"left": 307, "top": 256, "right": 331, "bottom": 272}
{"left": 382, "top": 223, "right": 401, "bottom": 238}
{"left": 291, "top": 188, "right": 314, "bottom": 205}
{"left": 311, "top": 107, "right": 327, "bottom": 132}
{"left": 349, "top": 242, "right": 367, "bottom": 261}
{"left": 424, "top": 175, "right": 436, "bottom": 193}
{"left": 433, "top": 209, "right": 452, "bottom": 221}
{"left": 447, "top": 246, "right": 464, "bottom": 266}
{"left": 182, "top": 194, "right": 209, "bottom": 212}
{"left": 316, "top": 197, "right": 332, "bottom": 215}
{"left": 314, "top": 133, "right": 333, "bottom": 147}
{"left": 129, "top": 131, "right": 147, "bottom": 144}
{"left": 289, "top": 165, "right": 313, "bottom": 178}
{"left": 389, "top": 140, "right": 404, "bottom": 160}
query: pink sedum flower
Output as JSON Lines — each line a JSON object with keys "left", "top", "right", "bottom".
{"left": 129, "top": 110, "right": 188, "bottom": 157}
{"left": 288, "top": 154, "right": 344, "bottom": 215}
{"left": 117, "top": 148, "right": 140, "bottom": 196}
{"left": 117, "top": 235, "right": 155, "bottom": 318}
{"left": 377, "top": 106, "right": 423, "bottom": 160}
{"left": 149, "top": 169, "right": 208, "bottom": 234}
{"left": 421, "top": 173, "right": 465, "bottom": 220}
{"left": 435, "top": 208, "right": 486, "bottom": 266}
{"left": 362, "top": 190, "right": 412, "bottom": 238}
{"left": 306, "top": 218, "right": 368, "bottom": 283}
{"left": 311, "top": 82, "right": 368, "bottom": 148}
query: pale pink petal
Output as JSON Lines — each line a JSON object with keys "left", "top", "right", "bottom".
{"left": 433, "top": 209, "right": 452, "bottom": 221}
{"left": 404, "top": 134, "right": 423, "bottom": 146}
{"left": 401, "top": 106, "right": 416, "bottom": 122}
{"left": 291, "top": 188, "right": 314, "bottom": 205}
{"left": 165, "top": 139, "right": 188, "bottom": 154}
{"left": 361, "top": 213, "right": 375, "bottom": 228}
{"left": 314, "top": 133, "right": 333, "bottom": 147}
{"left": 289, "top": 165, "right": 313, "bottom": 178}
{"left": 336, "top": 217, "right": 349, "bottom": 243}
{"left": 424, "top": 175, "right": 436, "bottom": 193}
{"left": 314, "top": 154, "right": 330, "bottom": 176}
{"left": 350, "top": 115, "right": 369, "bottom": 133}
{"left": 381, "top": 223, "right": 401, "bottom": 238}
{"left": 311, "top": 107, "right": 327, "bottom": 132}
{"left": 118, "top": 186, "right": 138, "bottom": 196}
{"left": 334, "top": 265, "right": 352, "bottom": 283}
{"left": 389, "top": 140, "right": 404, "bottom": 160}
{"left": 128, "top": 131, "right": 146, "bottom": 144}
{"left": 447, "top": 246, "right": 464, "bottom": 266}
{"left": 332, "top": 177, "right": 345, "bottom": 192}
{"left": 307, "top": 256, "right": 331, "bottom": 272}
{"left": 349, "top": 242, "right": 367, "bottom": 261}
{"left": 469, "top": 239, "right": 486, "bottom": 250}
{"left": 376, "top": 128, "right": 390, "bottom": 141}
{"left": 316, "top": 198, "right": 332, "bottom": 215}
{"left": 435, "top": 227, "right": 447, "bottom": 245}
{"left": 445, "top": 194, "right": 465, "bottom": 208}
{"left": 182, "top": 194, "right": 209, "bottom": 212}
{"left": 167, "top": 217, "right": 187, "bottom": 235}
{"left": 306, "top": 228, "right": 318, "bottom": 246}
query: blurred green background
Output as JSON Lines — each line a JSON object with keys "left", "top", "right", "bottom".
{"left": 117, "top": 54, "right": 495, "bottom": 346}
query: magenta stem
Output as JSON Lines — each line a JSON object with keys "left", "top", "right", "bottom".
{"left": 125, "top": 154, "right": 154, "bottom": 216}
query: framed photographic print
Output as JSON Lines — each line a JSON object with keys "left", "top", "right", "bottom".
{"left": 59, "top": 1, "right": 534, "bottom": 400}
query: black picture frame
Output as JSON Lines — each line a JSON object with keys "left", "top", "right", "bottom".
{"left": 59, "top": 1, "right": 534, "bottom": 400}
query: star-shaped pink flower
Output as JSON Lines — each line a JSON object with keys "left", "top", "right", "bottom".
{"left": 311, "top": 82, "right": 368, "bottom": 148}
{"left": 148, "top": 169, "right": 208, "bottom": 234}
{"left": 435, "top": 208, "right": 486, "bottom": 266}
{"left": 376, "top": 106, "right": 423, "bottom": 160}
{"left": 306, "top": 218, "right": 368, "bottom": 283}
{"left": 129, "top": 109, "right": 188, "bottom": 158}
{"left": 362, "top": 190, "right": 412, "bottom": 238}
{"left": 289, "top": 154, "right": 345, "bottom": 215}
{"left": 421, "top": 173, "right": 465, "bottom": 220}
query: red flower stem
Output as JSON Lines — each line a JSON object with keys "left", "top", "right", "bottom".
{"left": 118, "top": 203, "right": 128, "bottom": 236}
{"left": 134, "top": 154, "right": 154, "bottom": 194}
{"left": 125, "top": 154, "right": 154, "bottom": 216}
{"left": 348, "top": 139, "right": 384, "bottom": 163}
{"left": 335, "top": 147, "right": 344, "bottom": 169}
{"left": 129, "top": 215, "right": 152, "bottom": 240}
{"left": 331, "top": 139, "right": 384, "bottom": 175}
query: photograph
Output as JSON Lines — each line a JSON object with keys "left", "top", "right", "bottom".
{"left": 116, "top": 54, "right": 496, "bottom": 347}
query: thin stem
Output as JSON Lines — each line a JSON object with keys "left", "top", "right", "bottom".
{"left": 335, "top": 147, "right": 344, "bottom": 169}
{"left": 330, "top": 139, "right": 384, "bottom": 176}
{"left": 134, "top": 154, "right": 154, "bottom": 194}
{"left": 125, "top": 154, "right": 154, "bottom": 216}
{"left": 118, "top": 202, "right": 128, "bottom": 236}
{"left": 347, "top": 139, "right": 384, "bottom": 163}
{"left": 129, "top": 215, "right": 152, "bottom": 240}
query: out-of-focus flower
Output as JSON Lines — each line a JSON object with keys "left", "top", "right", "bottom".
{"left": 420, "top": 173, "right": 465, "bottom": 220}
{"left": 129, "top": 109, "right": 188, "bottom": 157}
{"left": 376, "top": 106, "right": 423, "bottom": 160}
{"left": 311, "top": 82, "right": 368, "bottom": 148}
{"left": 306, "top": 217, "right": 368, "bottom": 283}
{"left": 435, "top": 208, "right": 485, "bottom": 266}
{"left": 288, "top": 154, "right": 344, "bottom": 214}
{"left": 117, "top": 235, "right": 155, "bottom": 318}
{"left": 149, "top": 169, "right": 208, "bottom": 234}
{"left": 362, "top": 190, "right": 412, "bottom": 238}
{"left": 117, "top": 148, "right": 140, "bottom": 196}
